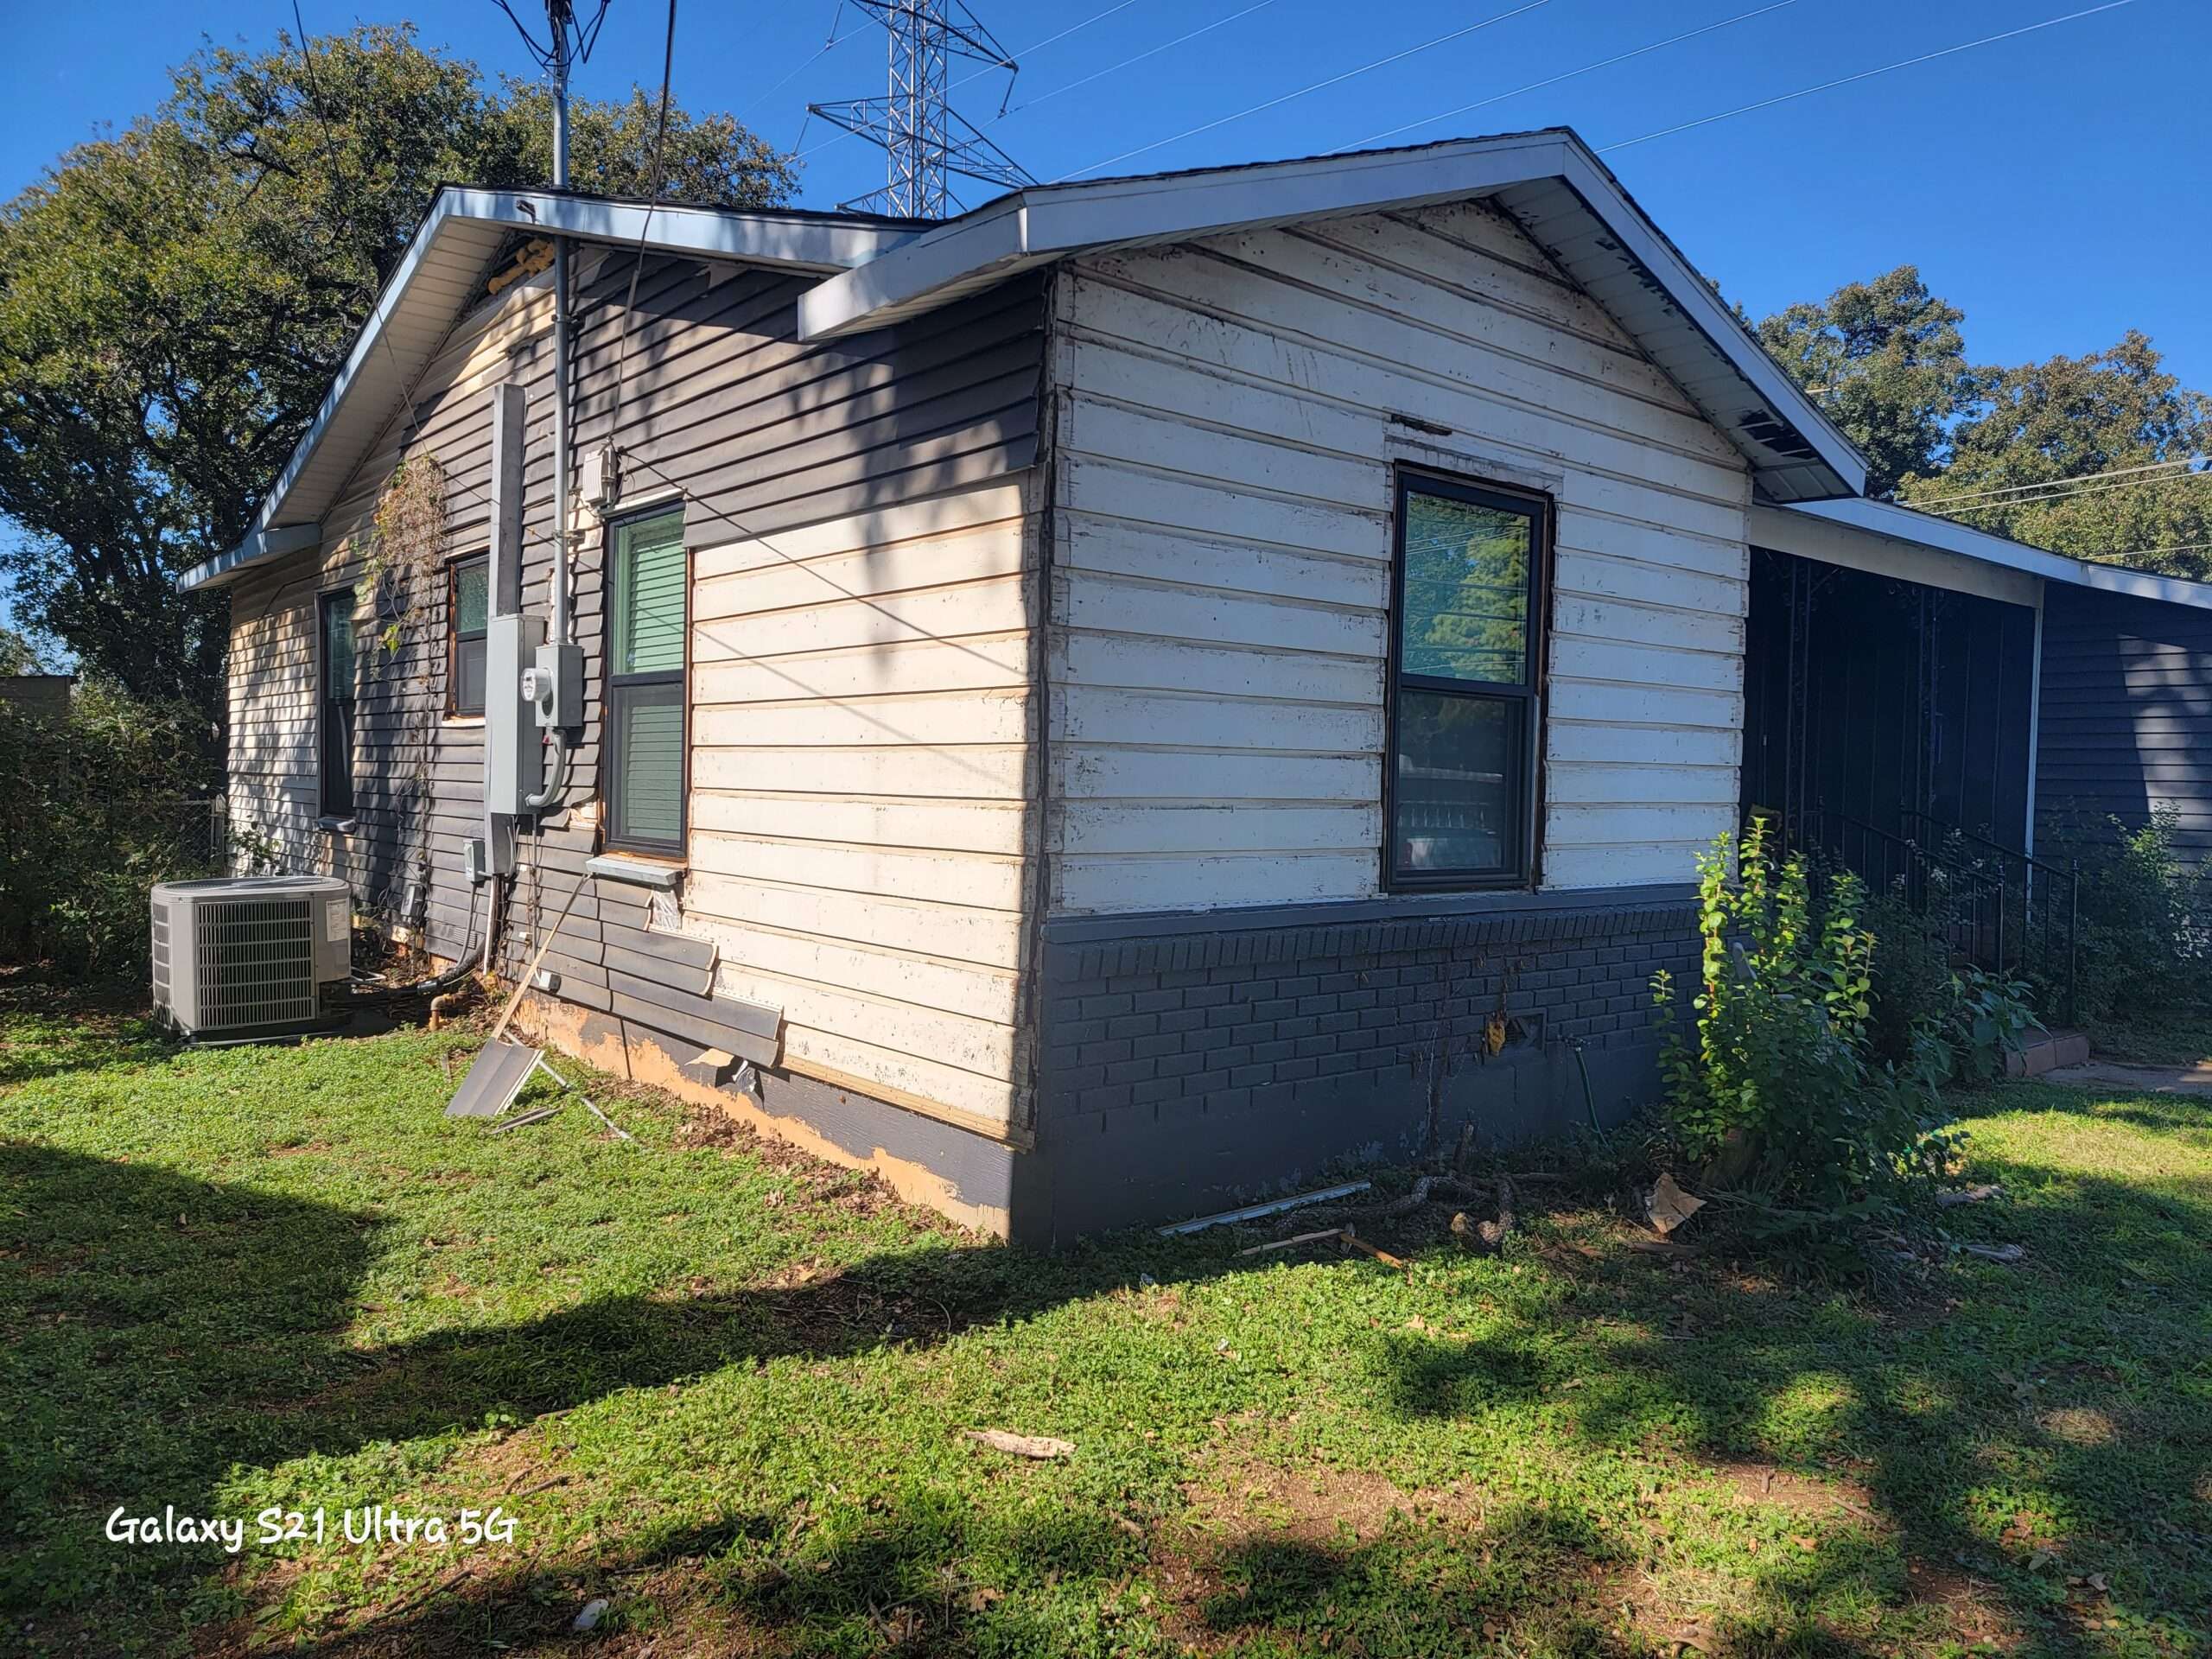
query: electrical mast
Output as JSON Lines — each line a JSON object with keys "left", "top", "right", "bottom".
{"left": 493, "top": 0, "right": 609, "bottom": 813}
{"left": 809, "top": 0, "right": 1034, "bottom": 218}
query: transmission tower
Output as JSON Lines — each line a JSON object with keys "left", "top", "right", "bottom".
{"left": 809, "top": 0, "right": 1035, "bottom": 218}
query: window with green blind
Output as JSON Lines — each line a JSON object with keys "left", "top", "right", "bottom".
{"left": 448, "top": 556, "right": 488, "bottom": 715}
{"left": 605, "top": 510, "right": 688, "bottom": 854}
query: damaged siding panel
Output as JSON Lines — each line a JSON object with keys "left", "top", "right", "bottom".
{"left": 1048, "top": 200, "right": 1752, "bottom": 914}
{"left": 684, "top": 480, "right": 1041, "bottom": 1136}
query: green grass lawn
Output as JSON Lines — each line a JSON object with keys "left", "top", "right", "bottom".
{"left": 3, "top": 994, "right": 2209, "bottom": 1658}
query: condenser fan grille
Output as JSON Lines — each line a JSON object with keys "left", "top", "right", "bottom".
{"left": 193, "top": 897, "right": 318, "bottom": 1027}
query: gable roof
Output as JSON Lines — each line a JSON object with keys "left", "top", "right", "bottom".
{"left": 180, "top": 127, "right": 1868, "bottom": 594}
{"left": 177, "top": 189, "right": 921, "bottom": 592}
{"left": 798, "top": 129, "right": 1868, "bottom": 505}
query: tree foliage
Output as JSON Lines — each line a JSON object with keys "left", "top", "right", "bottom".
{"left": 0, "top": 24, "right": 794, "bottom": 721}
{"left": 1754, "top": 265, "right": 1978, "bottom": 499}
{"left": 1899, "top": 332, "right": 2212, "bottom": 577}
{"left": 1756, "top": 267, "right": 2210, "bottom": 578}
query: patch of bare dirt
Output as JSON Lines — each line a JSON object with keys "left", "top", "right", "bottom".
{"left": 1703, "top": 1456, "right": 1880, "bottom": 1522}
{"left": 1903, "top": 1559, "right": 2024, "bottom": 1650}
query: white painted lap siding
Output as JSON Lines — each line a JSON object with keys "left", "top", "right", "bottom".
{"left": 1045, "top": 200, "right": 1753, "bottom": 912}
{"left": 685, "top": 480, "right": 1041, "bottom": 1135}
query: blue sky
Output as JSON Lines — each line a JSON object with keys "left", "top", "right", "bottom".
{"left": 4, "top": 0, "right": 2202, "bottom": 390}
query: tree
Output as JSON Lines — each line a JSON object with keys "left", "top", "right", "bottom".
{"left": 1754, "top": 265, "right": 1979, "bottom": 499}
{"left": 0, "top": 25, "right": 794, "bottom": 724}
{"left": 1899, "top": 332, "right": 2212, "bottom": 580}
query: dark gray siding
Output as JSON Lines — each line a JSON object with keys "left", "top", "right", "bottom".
{"left": 227, "top": 244, "right": 1047, "bottom": 1079}
{"left": 2037, "top": 584, "right": 2212, "bottom": 856}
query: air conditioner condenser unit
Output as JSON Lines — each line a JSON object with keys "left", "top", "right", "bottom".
{"left": 150, "top": 875, "right": 353, "bottom": 1040}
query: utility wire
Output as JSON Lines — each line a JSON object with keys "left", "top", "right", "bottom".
{"left": 603, "top": 0, "right": 682, "bottom": 454}
{"left": 1055, "top": 0, "right": 1555, "bottom": 182}
{"left": 1330, "top": 0, "right": 1796, "bottom": 155}
{"left": 1918, "top": 467, "right": 2212, "bottom": 516}
{"left": 1003, "top": 0, "right": 1279, "bottom": 120}
{"left": 737, "top": 5, "right": 867, "bottom": 124}
{"left": 1911, "top": 455, "right": 2206, "bottom": 509}
{"left": 950, "top": 0, "right": 1147, "bottom": 94}
{"left": 1599, "top": 0, "right": 2137, "bottom": 152}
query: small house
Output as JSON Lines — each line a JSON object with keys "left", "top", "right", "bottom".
{"left": 183, "top": 129, "right": 2212, "bottom": 1241}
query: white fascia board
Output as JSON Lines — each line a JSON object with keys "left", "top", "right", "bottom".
{"left": 798, "top": 198, "right": 1030, "bottom": 340}
{"left": 1555, "top": 147, "right": 1866, "bottom": 501}
{"left": 446, "top": 189, "right": 917, "bottom": 273}
{"left": 1021, "top": 131, "right": 1567, "bottom": 252}
{"left": 1783, "top": 496, "right": 2212, "bottom": 614}
{"left": 1789, "top": 499, "right": 2083, "bottom": 585}
{"left": 2074, "top": 559, "right": 2212, "bottom": 609}
{"left": 175, "top": 523, "right": 323, "bottom": 594}
{"left": 797, "top": 133, "right": 1569, "bottom": 342}
{"left": 1751, "top": 502, "right": 2044, "bottom": 609}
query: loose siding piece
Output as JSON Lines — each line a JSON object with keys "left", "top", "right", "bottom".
{"left": 1046, "top": 200, "right": 1753, "bottom": 913}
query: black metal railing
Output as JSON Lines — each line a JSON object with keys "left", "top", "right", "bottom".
{"left": 1765, "top": 803, "right": 2078, "bottom": 1026}
{"left": 1897, "top": 809, "right": 2079, "bottom": 1025}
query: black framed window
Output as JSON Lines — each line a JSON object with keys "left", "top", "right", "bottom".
{"left": 448, "top": 556, "right": 488, "bottom": 715}
{"left": 1385, "top": 471, "right": 1547, "bottom": 888}
{"left": 604, "top": 509, "right": 688, "bottom": 855}
{"left": 318, "top": 589, "right": 357, "bottom": 819}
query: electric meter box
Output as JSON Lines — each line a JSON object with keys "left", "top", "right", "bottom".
{"left": 486, "top": 612, "right": 547, "bottom": 815}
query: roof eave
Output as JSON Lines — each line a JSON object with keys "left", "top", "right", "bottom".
{"left": 793, "top": 131, "right": 1865, "bottom": 501}
{"left": 181, "top": 186, "right": 925, "bottom": 595}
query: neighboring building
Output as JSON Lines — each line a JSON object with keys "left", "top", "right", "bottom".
{"left": 181, "top": 129, "right": 2212, "bottom": 1242}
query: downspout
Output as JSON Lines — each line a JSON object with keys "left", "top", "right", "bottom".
{"left": 524, "top": 27, "right": 573, "bottom": 812}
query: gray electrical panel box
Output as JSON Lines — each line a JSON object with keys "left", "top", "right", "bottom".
{"left": 486, "top": 611, "right": 547, "bottom": 816}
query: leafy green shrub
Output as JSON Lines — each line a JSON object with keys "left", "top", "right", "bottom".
{"left": 0, "top": 686, "right": 222, "bottom": 981}
{"left": 2041, "top": 809, "right": 2211, "bottom": 1027}
{"left": 1652, "top": 821, "right": 1955, "bottom": 1215}
{"left": 1859, "top": 888, "right": 2039, "bottom": 1086}
{"left": 1937, "top": 964, "right": 2042, "bottom": 1084}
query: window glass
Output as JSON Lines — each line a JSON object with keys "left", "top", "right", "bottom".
{"left": 322, "top": 597, "right": 356, "bottom": 701}
{"left": 1399, "top": 488, "right": 1531, "bottom": 685}
{"left": 1387, "top": 476, "right": 1545, "bottom": 888}
{"left": 1392, "top": 691, "right": 1516, "bottom": 876}
{"left": 454, "top": 559, "right": 489, "bottom": 635}
{"left": 613, "top": 683, "right": 685, "bottom": 847}
{"left": 452, "top": 557, "right": 489, "bottom": 716}
{"left": 607, "top": 510, "right": 687, "bottom": 855}
{"left": 613, "top": 514, "right": 687, "bottom": 676}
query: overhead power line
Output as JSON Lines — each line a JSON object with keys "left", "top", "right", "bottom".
{"left": 1921, "top": 466, "right": 2212, "bottom": 517}
{"left": 737, "top": 11, "right": 872, "bottom": 126}
{"left": 1003, "top": 0, "right": 1279, "bottom": 120}
{"left": 1053, "top": 0, "right": 1555, "bottom": 183}
{"left": 1599, "top": 0, "right": 2137, "bottom": 152}
{"left": 1331, "top": 0, "right": 1797, "bottom": 155}
{"left": 604, "top": 0, "right": 681, "bottom": 448}
{"left": 1913, "top": 456, "right": 2208, "bottom": 510}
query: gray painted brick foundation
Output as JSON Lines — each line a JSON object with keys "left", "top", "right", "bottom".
{"left": 1016, "top": 887, "right": 1699, "bottom": 1244}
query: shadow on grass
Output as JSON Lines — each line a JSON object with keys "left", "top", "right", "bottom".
{"left": 7, "top": 1081, "right": 2209, "bottom": 1656}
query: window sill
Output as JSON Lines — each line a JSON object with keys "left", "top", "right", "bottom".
{"left": 587, "top": 853, "right": 685, "bottom": 891}
{"left": 315, "top": 815, "right": 358, "bottom": 835}
{"left": 442, "top": 714, "right": 485, "bottom": 727}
